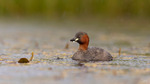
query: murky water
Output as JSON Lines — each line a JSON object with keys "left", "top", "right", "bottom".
{"left": 0, "top": 20, "right": 150, "bottom": 84}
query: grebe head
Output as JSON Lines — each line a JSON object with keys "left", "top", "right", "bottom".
{"left": 70, "top": 32, "right": 89, "bottom": 45}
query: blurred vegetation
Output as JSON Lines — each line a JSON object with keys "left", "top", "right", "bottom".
{"left": 0, "top": 0, "right": 150, "bottom": 18}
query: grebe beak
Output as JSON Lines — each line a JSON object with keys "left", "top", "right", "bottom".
{"left": 70, "top": 38, "right": 75, "bottom": 42}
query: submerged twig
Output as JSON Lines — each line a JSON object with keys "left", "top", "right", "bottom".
{"left": 30, "top": 52, "right": 34, "bottom": 61}
{"left": 64, "top": 42, "right": 69, "bottom": 49}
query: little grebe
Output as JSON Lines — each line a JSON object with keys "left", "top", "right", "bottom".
{"left": 70, "top": 32, "right": 113, "bottom": 61}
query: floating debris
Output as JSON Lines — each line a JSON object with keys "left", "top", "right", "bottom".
{"left": 56, "top": 57, "right": 63, "bottom": 60}
{"left": 18, "top": 58, "right": 29, "bottom": 63}
{"left": 18, "top": 52, "right": 34, "bottom": 63}
{"left": 64, "top": 42, "right": 69, "bottom": 49}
